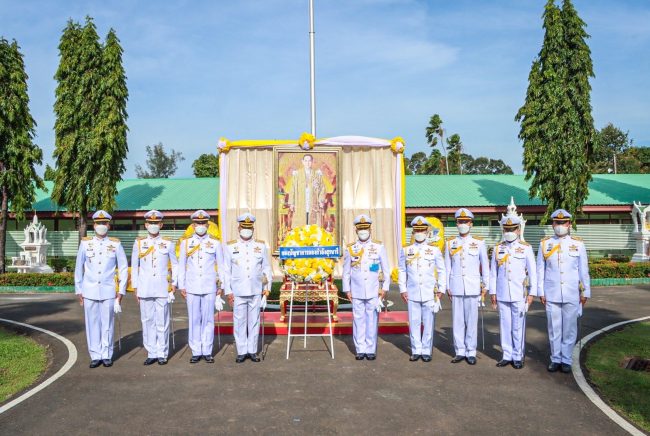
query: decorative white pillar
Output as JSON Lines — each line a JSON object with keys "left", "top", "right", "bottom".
{"left": 631, "top": 202, "right": 650, "bottom": 262}
{"left": 500, "top": 197, "right": 527, "bottom": 241}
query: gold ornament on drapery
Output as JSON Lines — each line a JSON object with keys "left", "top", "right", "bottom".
{"left": 390, "top": 137, "right": 405, "bottom": 154}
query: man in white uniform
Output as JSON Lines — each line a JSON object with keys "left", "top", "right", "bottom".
{"left": 131, "top": 210, "right": 178, "bottom": 365}
{"left": 74, "top": 210, "right": 128, "bottom": 368}
{"left": 178, "top": 210, "right": 223, "bottom": 364}
{"left": 445, "top": 208, "right": 489, "bottom": 365}
{"left": 223, "top": 213, "right": 272, "bottom": 363}
{"left": 537, "top": 209, "right": 590, "bottom": 373}
{"left": 398, "top": 216, "right": 446, "bottom": 362}
{"left": 489, "top": 216, "right": 537, "bottom": 369}
{"left": 342, "top": 215, "right": 390, "bottom": 361}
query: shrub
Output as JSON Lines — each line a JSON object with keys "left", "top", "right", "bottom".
{"left": 0, "top": 273, "right": 74, "bottom": 286}
{"left": 589, "top": 262, "right": 650, "bottom": 279}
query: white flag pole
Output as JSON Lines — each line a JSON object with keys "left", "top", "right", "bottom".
{"left": 309, "top": 0, "right": 317, "bottom": 136}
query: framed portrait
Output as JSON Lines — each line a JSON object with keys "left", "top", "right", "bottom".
{"left": 273, "top": 147, "right": 341, "bottom": 253}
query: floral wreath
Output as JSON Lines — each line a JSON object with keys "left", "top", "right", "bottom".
{"left": 298, "top": 132, "right": 316, "bottom": 151}
{"left": 390, "top": 136, "right": 405, "bottom": 154}
{"left": 281, "top": 225, "right": 336, "bottom": 283}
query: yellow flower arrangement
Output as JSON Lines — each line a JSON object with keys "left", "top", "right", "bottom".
{"left": 390, "top": 136, "right": 405, "bottom": 154}
{"left": 217, "top": 137, "right": 231, "bottom": 154}
{"left": 298, "top": 132, "right": 316, "bottom": 150}
{"left": 281, "top": 225, "right": 336, "bottom": 283}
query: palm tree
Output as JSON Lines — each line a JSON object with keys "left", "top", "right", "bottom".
{"left": 425, "top": 114, "right": 449, "bottom": 175}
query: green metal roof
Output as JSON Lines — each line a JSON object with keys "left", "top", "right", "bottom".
{"left": 405, "top": 174, "right": 650, "bottom": 207}
{"left": 28, "top": 174, "right": 650, "bottom": 212}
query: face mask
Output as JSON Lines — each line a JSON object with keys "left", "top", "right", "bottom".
{"left": 147, "top": 224, "right": 160, "bottom": 235}
{"left": 357, "top": 230, "right": 370, "bottom": 241}
{"left": 240, "top": 229, "right": 253, "bottom": 239}
{"left": 414, "top": 232, "right": 427, "bottom": 243}
{"left": 195, "top": 225, "right": 207, "bottom": 236}
{"left": 503, "top": 232, "right": 518, "bottom": 242}
{"left": 95, "top": 224, "right": 108, "bottom": 236}
{"left": 554, "top": 225, "right": 569, "bottom": 237}
{"left": 457, "top": 223, "right": 470, "bottom": 235}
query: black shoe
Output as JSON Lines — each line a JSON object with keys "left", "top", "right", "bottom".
{"left": 102, "top": 359, "right": 113, "bottom": 367}
{"left": 512, "top": 361, "right": 523, "bottom": 369}
{"left": 235, "top": 355, "right": 247, "bottom": 363}
{"left": 249, "top": 354, "right": 261, "bottom": 362}
{"left": 421, "top": 355, "right": 432, "bottom": 362}
{"left": 410, "top": 354, "right": 421, "bottom": 362}
{"left": 144, "top": 358, "right": 158, "bottom": 366}
{"left": 355, "top": 353, "right": 365, "bottom": 360}
{"left": 547, "top": 362, "right": 560, "bottom": 372}
{"left": 496, "top": 359, "right": 512, "bottom": 367}
{"left": 158, "top": 358, "right": 168, "bottom": 365}
{"left": 366, "top": 354, "right": 376, "bottom": 361}
{"left": 466, "top": 356, "right": 477, "bottom": 365}
{"left": 190, "top": 355, "right": 201, "bottom": 364}
{"left": 561, "top": 363, "right": 572, "bottom": 373}
{"left": 203, "top": 355, "right": 214, "bottom": 363}
{"left": 451, "top": 355, "right": 465, "bottom": 363}
{"left": 89, "top": 360, "right": 102, "bottom": 369}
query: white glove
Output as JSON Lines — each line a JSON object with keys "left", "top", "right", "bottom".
{"left": 376, "top": 298, "right": 385, "bottom": 313}
{"left": 524, "top": 302, "right": 530, "bottom": 313}
{"left": 261, "top": 295, "right": 268, "bottom": 311}
{"left": 215, "top": 295, "right": 225, "bottom": 312}
{"left": 578, "top": 304, "right": 583, "bottom": 317}
{"left": 167, "top": 292, "right": 175, "bottom": 304}
{"left": 113, "top": 301, "right": 122, "bottom": 314}
{"left": 478, "top": 298, "right": 486, "bottom": 308}
{"left": 433, "top": 298, "right": 442, "bottom": 313}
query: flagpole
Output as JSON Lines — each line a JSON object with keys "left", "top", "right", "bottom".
{"left": 309, "top": 0, "right": 316, "bottom": 136}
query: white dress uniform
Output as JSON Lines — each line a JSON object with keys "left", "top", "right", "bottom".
{"left": 489, "top": 218, "right": 537, "bottom": 363}
{"left": 131, "top": 211, "right": 178, "bottom": 360}
{"left": 537, "top": 210, "right": 591, "bottom": 366}
{"left": 342, "top": 215, "right": 390, "bottom": 356}
{"left": 444, "top": 208, "right": 489, "bottom": 359}
{"left": 178, "top": 210, "right": 224, "bottom": 358}
{"left": 398, "top": 217, "right": 446, "bottom": 357}
{"left": 223, "top": 214, "right": 273, "bottom": 357}
{"left": 74, "top": 211, "right": 128, "bottom": 362}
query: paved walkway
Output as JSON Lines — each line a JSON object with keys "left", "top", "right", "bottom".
{"left": 0, "top": 286, "right": 648, "bottom": 435}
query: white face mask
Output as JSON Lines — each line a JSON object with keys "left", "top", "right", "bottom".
{"left": 195, "top": 225, "right": 207, "bottom": 236}
{"left": 357, "top": 230, "right": 370, "bottom": 241}
{"left": 457, "top": 223, "right": 471, "bottom": 235}
{"left": 147, "top": 224, "right": 160, "bottom": 235}
{"left": 240, "top": 228, "right": 253, "bottom": 239}
{"left": 414, "top": 232, "right": 427, "bottom": 243}
{"left": 554, "top": 225, "right": 569, "bottom": 237}
{"left": 94, "top": 224, "right": 108, "bottom": 236}
{"left": 503, "top": 232, "right": 518, "bottom": 242}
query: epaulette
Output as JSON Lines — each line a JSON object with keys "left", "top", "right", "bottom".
{"left": 372, "top": 239, "right": 382, "bottom": 244}
{"left": 162, "top": 236, "right": 173, "bottom": 241}
{"left": 446, "top": 236, "right": 456, "bottom": 241}
{"left": 519, "top": 240, "right": 531, "bottom": 246}
{"left": 347, "top": 242, "right": 356, "bottom": 248}
{"left": 82, "top": 236, "right": 91, "bottom": 241}
{"left": 540, "top": 236, "right": 551, "bottom": 242}
{"left": 428, "top": 242, "right": 438, "bottom": 246}
{"left": 571, "top": 235, "right": 583, "bottom": 241}
{"left": 136, "top": 236, "right": 146, "bottom": 240}
{"left": 208, "top": 234, "right": 219, "bottom": 240}
{"left": 472, "top": 235, "right": 484, "bottom": 241}
{"left": 227, "top": 239, "right": 237, "bottom": 245}
{"left": 109, "top": 237, "right": 120, "bottom": 242}
{"left": 255, "top": 239, "right": 265, "bottom": 244}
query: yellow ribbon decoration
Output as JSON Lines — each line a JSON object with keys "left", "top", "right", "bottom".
{"left": 390, "top": 136, "right": 405, "bottom": 154}
{"left": 543, "top": 244, "right": 560, "bottom": 260}
{"left": 348, "top": 246, "right": 364, "bottom": 268}
{"left": 450, "top": 245, "right": 463, "bottom": 256}
{"left": 138, "top": 245, "right": 154, "bottom": 259}
{"left": 497, "top": 253, "right": 510, "bottom": 267}
{"left": 186, "top": 240, "right": 201, "bottom": 257}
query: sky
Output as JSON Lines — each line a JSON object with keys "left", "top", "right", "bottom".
{"left": 1, "top": 0, "right": 648, "bottom": 177}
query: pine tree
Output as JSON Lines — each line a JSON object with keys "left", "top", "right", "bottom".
{"left": 0, "top": 38, "right": 44, "bottom": 273}
{"left": 516, "top": 0, "right": 594, "bottom": 223}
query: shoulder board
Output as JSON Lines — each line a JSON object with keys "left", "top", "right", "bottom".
{"left": 571, "top": 235, "right": 583, "bottom": 241}
{"left": 372, "top": 239, "right": 382, "bottom": 244}
{"left": 162, "top": 236, "right": 173, "bottom": 241}
{"left": 255, "top": 239, "right": 265, "bottom": 244}
{"left": 446, "top": 236, "right": 455, "bottom": 241}
{"left": 540, "top": 236, "right": 551, "bottom": 242}
{"left": 519, "top": 240, "right": 531, "bottom": 246}
{"left": 208, "top": 235, "right": 219, "bottom": 240}
{"left": 227, "top": 240, "right": 237, "bottom": 245}
{"left": 472, "top": 235, "right": 484, "bottom": 241}
{"left": 109, "top": 237, "right": 120, "bottom": 242}
{"left": 428, "top": 242, "right": 438, "bottom": 246}
{"left": 136, "top": 236, "right": 146, "bottom": 240}
{"left": 347, "top": 242, "right": 356, "bottom": 248}
{"left": 82, "top": 236, "right": 91, "bottom": 241}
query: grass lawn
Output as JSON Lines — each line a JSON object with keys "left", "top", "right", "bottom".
{"left": 0, "top": 327, "right": 47, "bottom": 402}
{"left": 585, "top": 321, "right": 650, "bottom": 432}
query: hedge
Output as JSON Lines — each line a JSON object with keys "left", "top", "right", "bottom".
{"left": 589, "top": 260, "right": 650, "bottom": 279}
{"left": 0, "top": 273, "right": 74, "bottom": 286}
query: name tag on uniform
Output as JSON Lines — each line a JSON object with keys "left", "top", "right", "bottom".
{"left": 369, "top": 263, "right": 379, "bottom": 272}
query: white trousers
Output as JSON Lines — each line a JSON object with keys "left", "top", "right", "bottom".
{"left": 83, "top": 298, "right": 115, "bottom": 361}
{"left": 233, "top": 295, "right": 261, "bottom": 355}
{"left": 352, "top": 297, "right": 379, "bottom": 354}
{"left": 498, "top": 300, "right": 526, "bottom": 361}
{"left": 546, "top": 301, "right": 579, "bottom": 365}
{"left": 407, "top": 300, "right": 435, "bottom": 356}
{"left": 186, "top": 293, "right": 216, "bottom": 356}
{"left": 451, "top": 296, "right": 479, "bottom": 357}
{"left": 140, "top": 297, "right": 170, "bottom": 358}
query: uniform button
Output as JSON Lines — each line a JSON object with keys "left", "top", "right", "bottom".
{"left": 561, "top": 281, "right": 564, "bottom": 284}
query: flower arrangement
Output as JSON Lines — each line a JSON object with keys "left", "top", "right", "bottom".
{"left": 390, "top": 136, "right": 405, "bottom": 154}
{"left": 217, "top": 137, "right": 231, "bottom": 154}
{"left": 281, "top": 225, "right": 336, "bottom": 283}
{"left": 298, "top": 132, "right": 315, "bottom": 150}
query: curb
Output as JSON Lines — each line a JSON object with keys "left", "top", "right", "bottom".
{"left": 0, "top": 286, "right": 74, "bottom": 293}
{"left": 572, "top": 316, "right": 650, "bottom": 436}
{"left": 590, "top": 278, "right": 650, "bottom": 286}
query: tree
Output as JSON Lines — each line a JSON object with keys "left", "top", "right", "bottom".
{"left": 425, "top": 114, "right": 449, "bottom": 174}
{"left": 135, "top": 142, "right": 184, "bottom": 178}
{"left": 446, "top": 133, "right": 463, "bottom": 174}
{"left": 192, "top": 153, "right": 219, "bottom": 177}
{"left": 464, "top": 156, "right": 514, "bottom": 175}
{"left": 406, "top": 151, "right": 427, "bottom": 175}
{"left": 617, "top": 147, "right": 650, "bottom": 174}
{"left": 591, "top": 123, "right": 631, "bottom": 173}
{"left": 52, "top": 17, "right": 129, "bottom": 241}
{"left": 44, "top": 164, "right": 56, "bottom": 181}
{"left": 0, "top": 38, "right": 44, "bottom": 273}
{"left": 515, "top": 0, "right": 594, "bottom": 223}
{"left": 419, "top": 149, "right": 445, "bottom": 175}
